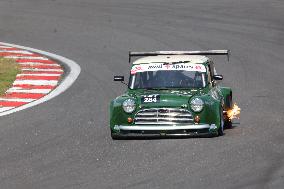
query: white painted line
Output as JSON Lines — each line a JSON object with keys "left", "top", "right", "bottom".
{"left": 0, "top": 42, "right": 81, "bottom": 116}
{"left": 13, "top": 80, "right": 58, "bottom": 86}
{"left": 17, "top": 61, "right": 55, "bottom": 64}
{"left": 7, "top": 88, "right": 51, "bottom": 94}
{"left": 17, "top": 73, "right": 61, "bottom": 76}
{"left": 21, "top": 68, "right": 63, "bottom": 72}
{"left": 0, "top": 107, "right": 15, "bottom": 113}
{"left": 0, "top": 98, "right": 34, "bottom": 102}
{"left": 0, "top": 46, "right": 14, "bottom": 48}
{"left": 4, "top": 56, "right": 48, "bottom": 60}
{"left": 8, "top": 87, "right": 22, "bottom": 90}
{"left": 19, "top": 63, "right": 60, "bottom": 66}
{"left": 0, "top": 50, "right": 33, "bottom": 54}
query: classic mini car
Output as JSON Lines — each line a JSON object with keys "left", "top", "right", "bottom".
{"left": 110, "top": 50, "right": 233, "bottom": 139}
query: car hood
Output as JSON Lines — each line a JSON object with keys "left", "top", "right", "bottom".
{"left": 129, "top": 89, "right": 202, "bottom": 108}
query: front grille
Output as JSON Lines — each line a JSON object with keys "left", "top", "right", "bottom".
{"left": 134, "top": 108, "right": 193, "bottom": 125}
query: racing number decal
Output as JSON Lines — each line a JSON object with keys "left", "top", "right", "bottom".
{"left": 142, "top": 94, "right": 160, "bottom": 103}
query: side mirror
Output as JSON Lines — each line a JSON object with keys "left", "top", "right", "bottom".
{"left": 114, "top": 76, "right": 124, "bottom": 81}
{"left": 213, "top": 75, "right": 223, "bottom": 80}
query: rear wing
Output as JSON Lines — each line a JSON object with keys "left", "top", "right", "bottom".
{"left": 129, "top": 50, "right": 230, "bottom": 63}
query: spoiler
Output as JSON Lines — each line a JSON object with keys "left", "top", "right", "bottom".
{"left": 129, "top": 50, "right": 230, "bottom": 63}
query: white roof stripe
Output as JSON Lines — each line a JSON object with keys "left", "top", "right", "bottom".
{"left": 133, "top": 55, "right": 209, "bottom": 65}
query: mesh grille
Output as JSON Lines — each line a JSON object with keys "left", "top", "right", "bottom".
{"left": 135, "top": 108, "right": 193, "bottom": 125}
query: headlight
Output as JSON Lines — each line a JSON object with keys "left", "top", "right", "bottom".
{"left": 190, "top": 98, "right": 204, "bottom": 112}
{"left": 122, "top": 99, "right": 136, "bottom": 113}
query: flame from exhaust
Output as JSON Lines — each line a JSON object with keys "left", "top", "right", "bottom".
{"left": 227, "top": 103, "right": 241, "bottom": 120}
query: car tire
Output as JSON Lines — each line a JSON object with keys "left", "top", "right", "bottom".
{"left": 227, "top": 95, "right": 233, "bottom": 109}
{"left": 224, "top": 120, "right": 232, "bottom": 129}
{"left": 224, "top": 94, "right": 233, "bottom": 129}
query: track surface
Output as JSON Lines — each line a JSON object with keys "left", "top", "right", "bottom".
{"left": 0, "top": 0, "right": 283, "bottom": 188}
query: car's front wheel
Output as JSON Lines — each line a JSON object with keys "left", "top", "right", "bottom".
{"left": 224, "top": 119, "right": 232, "bottom": 129}
{"left": 224, "top": 94, "right": 233, "bottom": 129}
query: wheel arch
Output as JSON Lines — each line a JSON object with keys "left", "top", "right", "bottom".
{"left": 220, "top": 87, "right": 232, "bottom": 110}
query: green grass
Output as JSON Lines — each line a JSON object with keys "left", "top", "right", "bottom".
{"left": 0, "top": 57, "right": 21, "bottom": 95}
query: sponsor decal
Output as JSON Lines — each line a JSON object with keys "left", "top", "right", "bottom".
{"left": 131, "top": 65, "right": 143, "bottom": 74}
{"left": 131, "top": 63, "right": 206, "bottom": 74}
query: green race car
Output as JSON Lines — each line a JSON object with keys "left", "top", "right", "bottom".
{"left": 110, "top": 50, "right": 233, "bottom": 139}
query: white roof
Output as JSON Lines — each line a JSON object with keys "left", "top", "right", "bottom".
{"left": 132, "top": 55, "right": 209, "bottom": 65}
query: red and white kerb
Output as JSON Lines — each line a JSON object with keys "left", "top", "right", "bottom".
{"left": 0, "top": 44, "right": 63, "bottom": 113}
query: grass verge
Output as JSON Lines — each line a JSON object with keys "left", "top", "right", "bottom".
{"left": 0, "top": 57, "right": 21, "bottom": 95}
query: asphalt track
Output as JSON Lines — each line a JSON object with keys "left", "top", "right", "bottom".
{"left": 0, "top": 0, "right": 283, "bottom": 188}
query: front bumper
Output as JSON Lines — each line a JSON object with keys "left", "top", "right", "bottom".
{"left": 112, "top": 124, "right": 218, "bottom": 137}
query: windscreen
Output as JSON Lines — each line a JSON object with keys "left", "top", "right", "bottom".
{"left": 129, "top": 70, "right": 207, "bottom": 89}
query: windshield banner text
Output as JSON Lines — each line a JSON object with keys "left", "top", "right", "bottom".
{"left": 131, "top": 63, "right": 206, "bottom": 74}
